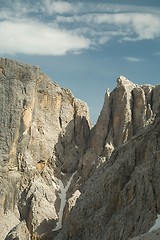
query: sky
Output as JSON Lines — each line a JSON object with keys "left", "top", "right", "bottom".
{"left": 0, "top": 0, "right": 160, "bottom": 124}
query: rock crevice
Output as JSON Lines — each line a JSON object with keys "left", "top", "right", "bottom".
{"left": 0, "top": 58, "right": 91, "bottom": 239}
{"left": 1, "top": 59, "right": 160, "bottom": 240}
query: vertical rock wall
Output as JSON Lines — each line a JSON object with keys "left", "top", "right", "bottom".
{"left": 56, "top": 104, "right": 160, "bottom": 240}
{"left": 0, "top": 58, "right": 91, "bottom": 239}
{"left": 1, "top": 58, "right": 160, "bottom": 240}
{"left": 79, "top": 76, "right": 160, "bottom": 181}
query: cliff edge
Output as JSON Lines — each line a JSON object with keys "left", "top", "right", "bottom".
{"left": 0, "top": 58, "right": 91, "bottom": 239}
{"left": 1, "top": 58, "right": 160, "bottom": 240}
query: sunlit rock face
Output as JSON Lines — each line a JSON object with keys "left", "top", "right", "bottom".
{"left": 56, "top": 109, "right": 160, "bottom": 240}
{"left": 0, "top": 58, "right": 91, "bottom": 239}
{"left": 78, "top": 75, "right": 160, "bottom": 182}
{"left": 1, "top": 58, "right": 160, "bottom": 240}
{"left": 55, "top": 77, "right": 160, "bottom": 240}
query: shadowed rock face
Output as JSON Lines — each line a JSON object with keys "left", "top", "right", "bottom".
{"left": 56, "top": 112, "right": 160, "bottom": 240}
{"left": 56, "top": 76, "right": 160, "bottom": 240}
{"left": 78, "top": 76, "right": 160, "bottom": 182}
{"left": 1, "top": 58, "right": 160, "bottom": 240}
{"left": 130, "top": 228, "right": 160, "bottom": 240}
{"left": 0, "top": 58, "right": 91, "bottom": 239}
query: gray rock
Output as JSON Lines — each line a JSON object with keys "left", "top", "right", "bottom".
{"left": 130, "top": 229, "right": 160, "bottom": 240}
{"left": 5, "top": 221, "right": 31, "bottom": 240}
{"left": 79, "top": 76, "right": 160, "bottom": 183}
{"left": 0, "top": 58, "right": 91, "bottom": 239}
{"left": 55, "top": 112, "right": 160, "bottom": 240}
{"left": 1, "top": 58, "right": 160, "bottom": 240}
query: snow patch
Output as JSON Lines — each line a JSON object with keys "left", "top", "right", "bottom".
{"left": 52, "top": 172, "right": 76, "bottom": 231}
{"left": 149, "top": 214, "right": 160, "bottom": 232}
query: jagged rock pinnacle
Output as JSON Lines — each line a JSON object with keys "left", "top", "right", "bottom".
{"left": 117, "top": 75, "right": 134, "bottom": 87}
{"left": 1, "top": 58, "right": 160, "bottom": 240}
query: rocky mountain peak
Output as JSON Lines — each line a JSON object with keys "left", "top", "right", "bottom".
{"left": 1, "top": 58, "right": 160, "bottom": 240}
{"left": 77, "top": 75, "right": 160, "bottom": 185}
{"left": 117, "top": 75, "right": 135, "bottom": 88}
{"left": 0, "top": 58, "right": 91, "bottom": 239}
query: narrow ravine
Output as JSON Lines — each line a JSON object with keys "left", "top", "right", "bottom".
{"left": 52, "top": 172, "right": 76, "bottom": 231}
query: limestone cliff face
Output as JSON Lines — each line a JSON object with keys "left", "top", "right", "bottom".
{"left": 78, "top": 76, "right": 160, "bottom": 182}
{"left": 56, "top": 112, "right": 160, "bottom": 240}
{"left": 1, "top": 58, "right": 160, "bottom": 240}
{"left": 56, "top": 76, "right": 160, "bottom": 240}
{"left": 0, "top": 58, "right": 90, "bottom": 239}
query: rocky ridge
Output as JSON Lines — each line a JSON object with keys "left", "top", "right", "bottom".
{"left": 0, "top": 58, "right": 160, "bottom": 240}
{"left": 56, "top": 111, "right": 160, "bottom": 240}
{"left": 0, "top": 58, "right": 90, "bottom": 239}
{"left": 78, "top": 75, "right": 160, "bottom": 183}
{"left": 56, "top": 77, "right": 160, "bottom": 240}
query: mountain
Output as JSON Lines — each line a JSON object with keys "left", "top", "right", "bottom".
{"left": 0, "top": 58, "right": 90, "bottom": 239}
{"left": 55, "top": 76, "right": 160, "bottom": 240}
{"left": 0, "top": 58, "right": 160, "bottom": 240}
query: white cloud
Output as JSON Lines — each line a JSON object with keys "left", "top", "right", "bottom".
{"left": 98, "top": 36, "right": 109, "bottom": 45}
{"left": 0, "top": 1, "right": 160, "bottom": 56}
{"left": 0, "top": 20, "right": 90, "bottom": 55}
{"left": 56, "top": 11, "right": 160, "bottom": 42}
{"left": 85, "top": 12, "right": 160, "bottom": 40}
{"left": 125, "top": 57, "right": 145, "bottom": 63}
{"left": 43, "top": 0, "right": 75, "bottom": 14}
{"left": 131, "top": 14, "right": 160, "bottom": 40}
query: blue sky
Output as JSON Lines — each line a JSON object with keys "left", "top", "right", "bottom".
{"left": 0, "top": 0, "right": 160, "bottom": 124}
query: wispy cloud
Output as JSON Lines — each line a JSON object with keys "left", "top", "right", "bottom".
{"left": 43, "top": 0, "right": 75, "bottom": 14}
{"left": 56, "top": 12, "right": 160, "bottom": 41}
{"left": 153, "top": 51, "right": 160, "bottom": 56}
{"left": 0, "top": 0, "right": 160, "bottom": 56}
{"left": 0, "top": 20, "right": 90, "bottom": 55}
{"left": 125, "top": 57, "right": 145, "bottom": 63}
{"left": 0, "top": 1, "right": 91, "bottom": 55}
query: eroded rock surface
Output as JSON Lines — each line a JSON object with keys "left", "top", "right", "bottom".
{"left": 55, "top": 76, "right": 160, "bottom": 240}
{"left": 130, "top": 229, "right": 160, "bottom": 240}
{"left": 0, "top": 58, "right": 91, "bottom": 239}
{"left": 79, "top": 76, "right": 160, "bottom": 182}
{"left": 56, "top": 113, "right": 160, "bottom": 240}
{"left": 5, "top": 221, "right": 31, "bottom": 240}
{"left": 1, "top": 58, "right": 160, "bottom": 240}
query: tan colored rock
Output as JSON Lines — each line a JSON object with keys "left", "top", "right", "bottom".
{"left": 0, "top": 58, "right": 91, "bottom": 239}
{"left": 79, "top": 76, "right": 160, "bottom": 182}
{"left": 55, "top": 112, "right": 160, "bottom": 240}
{"left": 19, "top": 174, "right": 58, "bottom": 238}
{"left": 1, "top": 58, "right": 160, "bottom": 240}
{"left": 5, "top": 221, "right": 31, "bottom": 240}
{"left": 0, "top": 167, "right": 21, "bottom": 239}
{"left": 63, "top": 190, "right": 81, "bottom": 220}
{"left": 0, "top": 210, "right": 20, "bottom": 240}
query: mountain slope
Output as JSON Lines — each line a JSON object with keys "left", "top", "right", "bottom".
{"left": 56, "top": 112, "right": 160, "bottom": 240}
{"left": 1, "top": 58, "right": 160, "bottom": 240}
{"left": 78, "top": 76, "right": 160, "bottom": 183}
{"left": 0, "top": 58, "right": 91, "bottom": 239}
